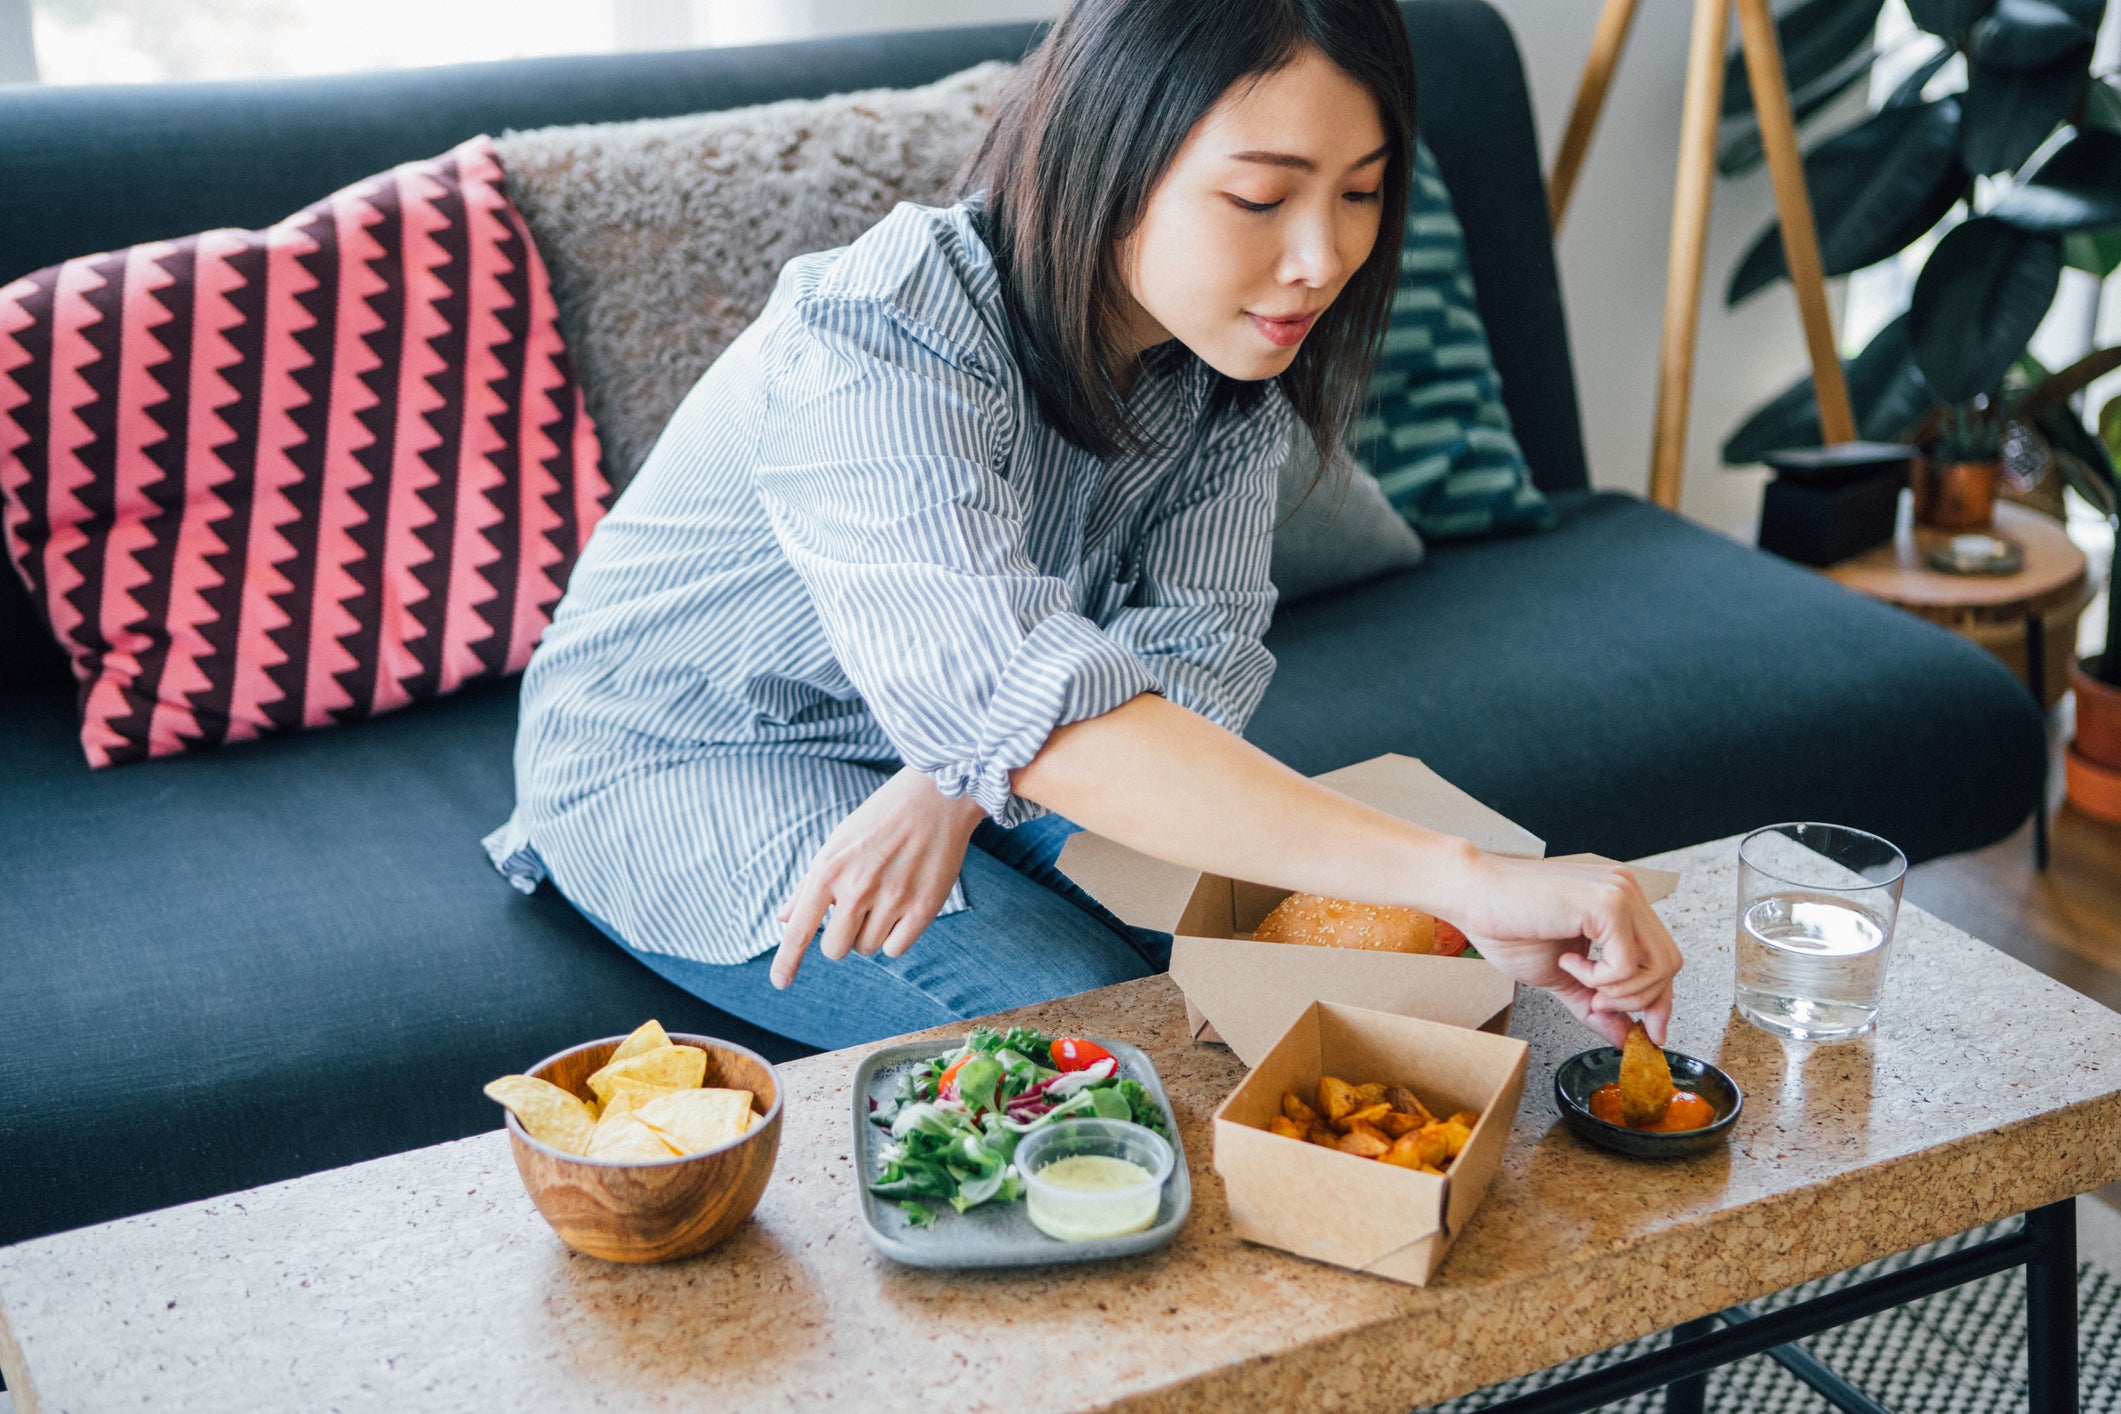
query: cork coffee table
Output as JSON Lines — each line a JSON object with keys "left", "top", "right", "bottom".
{"left": 3, "top": 836, "right": 2118, "bottom": 1414}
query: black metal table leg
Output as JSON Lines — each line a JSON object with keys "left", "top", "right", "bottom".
{"left": 1467, "top": 1219, "right": 2047, "bottom": 1414}
{"left": 1662, "top": 1318, "right": 1714, "bottom": 1414}
{"left": 2026, "top": 1199, "right": 2078, "bottom": 1414}
{"left": 1717, "top": 1305, "right": 1891, "bottom": 1414}
{"left": 2028, "top": 611, "right": 2051, "bottom": 871}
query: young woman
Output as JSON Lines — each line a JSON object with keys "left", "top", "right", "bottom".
{"left": 486, "top": 0, "right": 1682, "bottom": 1052}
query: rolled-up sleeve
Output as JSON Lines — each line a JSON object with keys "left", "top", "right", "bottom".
{"left": 754, "top": 294, "right": 1160, "bottom": 826}
{"left": 1100, "top": 389, "right": 1291, "bottom": 735}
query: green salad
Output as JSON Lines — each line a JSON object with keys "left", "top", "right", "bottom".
{"left": 866, "top": 1026, "right": 1170, "bottom": 1228}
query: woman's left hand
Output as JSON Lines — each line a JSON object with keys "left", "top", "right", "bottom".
{"left": 770, "top": 768, "right": 987, "bottom": 988}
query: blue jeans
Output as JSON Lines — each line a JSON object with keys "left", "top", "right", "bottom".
{"left": 568, "top": 814, "right": 1171, "bottom": 1051}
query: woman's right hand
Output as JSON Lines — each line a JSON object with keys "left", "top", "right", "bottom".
{"left": 770, "top": 767, "right": 988, "bottom": 989}
{"left": 1444, "top": 854, "right": 1684, "bottom": 1046}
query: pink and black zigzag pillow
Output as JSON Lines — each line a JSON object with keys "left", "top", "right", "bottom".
{"left": 0, "top": 134, "right": 608, "bottom": 767}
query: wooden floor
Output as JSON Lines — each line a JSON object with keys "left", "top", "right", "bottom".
{"left": 1902, "top": 690, "right": 2121, "bottom": 1209}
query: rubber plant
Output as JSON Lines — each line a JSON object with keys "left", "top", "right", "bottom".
{"left": 1717, "top": 0, "right": 2121, "bottom": 691}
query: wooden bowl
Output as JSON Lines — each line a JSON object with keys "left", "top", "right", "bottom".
{"left": 502, "top": 1032, "right": 782, "bottom": 1263}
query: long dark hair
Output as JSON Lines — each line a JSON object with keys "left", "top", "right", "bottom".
{"left": 957, "top": 0, "right": 1415, "bottom": 471}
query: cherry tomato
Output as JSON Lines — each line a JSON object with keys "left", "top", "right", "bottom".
{"left": 936, "top": 1056, "right": 969, "bottom": 1097}
{"left": 1050, "top": 1037, "right": 1115, "bottom": 1072}
{"left": 1434, "top": 920, "right": 1470, "bottom": 958}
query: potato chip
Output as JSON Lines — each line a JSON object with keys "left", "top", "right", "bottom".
{"left": 586, "top": 1044, "right": 708, "bottom": 1105}
{"left": 1619, "top": 1022, "right": 1675, "bottom": 1127}
{"left": 634, "top": 1087, "right": 754, "bottom": 1155}
{"left": 608, "top": 1019, "right": 672, "bottom": 1066}
{"left": 484, "top": 1074, "right": 597, "bottom": 1155}
{"left": 584, "top": 1110, "right": 682, "bottom": 1163}
{"left": 598, "top": 1075, "right": 677, "bottom": 1120}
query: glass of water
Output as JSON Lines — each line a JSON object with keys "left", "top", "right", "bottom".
{"left": 1734, "top": 823, "right": 1907, "bottom": 1041}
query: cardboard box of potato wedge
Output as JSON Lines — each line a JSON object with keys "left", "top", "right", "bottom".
{"left": 1058, "top": 754, "right": 1677, "bottom": 1066}
{"left": 1213, "top": 1000, "right": 1529, "bottom": 1285}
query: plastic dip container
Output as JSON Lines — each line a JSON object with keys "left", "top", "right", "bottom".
{"left": 1017, "top": 1118, "right": 1173, "bottom": 1242}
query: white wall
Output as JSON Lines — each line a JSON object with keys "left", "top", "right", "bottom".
{"left": 1487, "top": 0, "right": 1831, "bottom": 533}
{"left": 0, "top": 0, "right": 34, "bottom": 82}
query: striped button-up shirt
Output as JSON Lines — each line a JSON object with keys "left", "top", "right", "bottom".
{"left": 484, "top": 196, "right": 1295, "bottom": 965}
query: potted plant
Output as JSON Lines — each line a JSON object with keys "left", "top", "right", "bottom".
{"left": 1897, "top": 349, "right": 2121, "bottom": 529}
{"left": 1714, "top": 0, "right": 2121, "bottom": 818}
{"left": 2065, "top": 398, "right": 2121, "bottom": 821}
{"left": 1717, "top": 0, "right": 2121, "bottom": 526}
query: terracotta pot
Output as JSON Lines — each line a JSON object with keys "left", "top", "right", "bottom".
{"left": 1911, "top": 457, "right": 1999, "bottom": 530}
{"left": 2073, "top": 656, "right": 2121, "bottom": 770}
{"left": 2065, "top": 745, "right": 2121, "bottom": 824}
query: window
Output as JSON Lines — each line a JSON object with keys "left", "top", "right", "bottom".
{"left": 15, "top": 0, "right": 1056, "bottom": 85}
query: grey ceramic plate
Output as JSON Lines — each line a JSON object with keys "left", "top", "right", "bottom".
{"left": 852, "top": 1036, "right": 1191, "bottom": 1268}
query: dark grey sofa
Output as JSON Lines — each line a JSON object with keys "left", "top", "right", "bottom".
{"left": 0, "top": 1, "right": 2047, "bottom": 1250}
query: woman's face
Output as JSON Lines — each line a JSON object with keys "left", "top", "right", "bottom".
{"left": 1116, "top": 45, "right": 1390, "bottom": 384}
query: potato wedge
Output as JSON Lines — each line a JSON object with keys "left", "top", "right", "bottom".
{"left": 1384, "top": 1085, "right": 1432, "bottom": 1122}
{"left": 1281, "top": 1091, "right": 1320, "bottom": 1128}
{"left": 1305, "top": 1123, "right": 1341, "bottom": 1148}
{"left": 1379, "top": 1135, "right": 1425, "bottom": 1169}
{"left": 1350, "top": 1082, "right": 1389, "bottom": 1107}
{"left": 1341, "top": 1102, "right": 1394, "bottom": 1132}
{"left": 1408, "top": 1124, "right": 1450, "bottom": 1168}
{"left": 1376, "top": 1110, "right": 1423, "bottom": 1140}
{"left": 1268, "top": 1114, "right": 1306, "bottom": 1140}
{"left": 1336, "top": 1127, "right": 1391, "bottom": 1159}
{"left": 1316, "top": 1075, "right": 1359, "bottom": 1124}
{"left": 1437, "top": 1119, "right": 1474, "bottom": 1160}
{"left": 1619, "top": 1022, "right": 1675, "bottom": 1127}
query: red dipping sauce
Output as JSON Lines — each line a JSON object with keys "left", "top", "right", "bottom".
{"left": 1588, "top": 1083, "right": 1717, "bottom": 1132}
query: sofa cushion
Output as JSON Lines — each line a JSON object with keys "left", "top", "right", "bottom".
{"left": 495, "top": 62, "right": 1014, "bottom": 493}
{"left": 0, "top": 134, "right": 609, "bottom": 768}
{"left": 1352, "top": 138, "right": 1553, "bottom": 540}
{"left": 1270, "top": 422, "right": 1425, "bottom": 603}
{"left": 1247, "top": 490, "right": 2047, "bottom": 866}
{"left": 0, "top": 674, "right": 813, "bottom": 1245}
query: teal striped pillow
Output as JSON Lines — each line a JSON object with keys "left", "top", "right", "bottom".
{"left": 1349, "top": 139, "right": 1553, "bottom": 539}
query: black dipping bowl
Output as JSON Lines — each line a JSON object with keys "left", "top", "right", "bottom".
{"left": 1553, "top": 1046, "right": 1744, "bottom": 1158}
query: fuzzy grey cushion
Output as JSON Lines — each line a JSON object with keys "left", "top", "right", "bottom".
{"left": 494, "top": 62, "right": 1016, "bottom": 491}
{"left": 1270, "top": 423, "right": 1426, "bottom": 604}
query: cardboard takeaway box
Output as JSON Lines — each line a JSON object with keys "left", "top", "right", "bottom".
{"left": 1058, "top": 754, "right": 1533, "bottom": 1066}
{"left": 1057, "top": 753, "right": 1680, "bottom": 1066}
{"left": 1213, "top": 1000, "right": 1529, "bottom": 1285}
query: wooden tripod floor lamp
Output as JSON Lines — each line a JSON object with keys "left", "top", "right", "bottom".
{"left": 1547, "top": 0, "right": 1857, "bottom": 511}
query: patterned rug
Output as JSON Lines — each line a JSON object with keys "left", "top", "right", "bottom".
{"left": 1426, "top": 1219, "right": 2121, "bottom": 1413}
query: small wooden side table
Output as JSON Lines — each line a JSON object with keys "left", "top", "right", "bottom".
{"left": 1825, "top": 496, "right": 2092, "bottom": 868}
